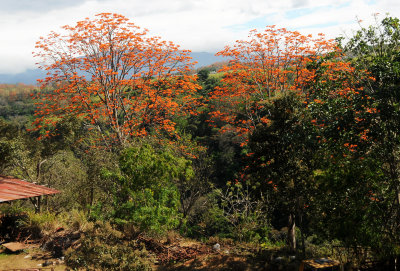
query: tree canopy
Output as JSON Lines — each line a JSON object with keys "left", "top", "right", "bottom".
{"left": 33, "top": 13, "right": 201, "bottom": 147}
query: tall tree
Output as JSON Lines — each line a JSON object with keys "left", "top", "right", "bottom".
{"left": 33, "top": 13, "right": 201, "bottom": 147}
{"left": 209, "top": 26, "right": 337, "bottom": 145}
{"left": 209, "top": 26, "right": 366, "bottom": 251}
{"left": 342, "top": 15, "right": 400, "bottom": 252}
{"left": 248, "top": 92, "right": 317, "bottom": 252}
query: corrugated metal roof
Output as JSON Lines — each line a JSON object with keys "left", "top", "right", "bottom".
{"left": 0, "top": 175, "right": 60, "bottom": 202}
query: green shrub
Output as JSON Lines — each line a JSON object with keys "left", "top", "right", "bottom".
{"left": 0, "top": 202, "right": 27, "bottom": 216}
{"left": 19, "top": 210, "right": 58, "bottom": 238}
{"left": 105, "top": 144, "right": 193, "bottom": 235}
{"left": 59, "top": 209, "right": 92, "bottom": 232}
{"left": 187, "top": 183, "right": 270, "bottom": 242}
{"left": 200, "top": 202, "right": 232, "bottom": 237}
{"left": 114, "top": 186, "right": 181, "bottom": 235}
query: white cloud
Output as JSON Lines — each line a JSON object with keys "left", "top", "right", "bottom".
{"left": 0, "top": 0, "right": 399, "bottom": 74}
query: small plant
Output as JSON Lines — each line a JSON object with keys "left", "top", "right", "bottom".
{"left": 59, "top": 209, "right": 91, "bottom": 232}
{"left": 214, "top": 182, "right": 270, "bottom": 242}
{"left": 19, "top": 210, "right": 58, "bottom": 238}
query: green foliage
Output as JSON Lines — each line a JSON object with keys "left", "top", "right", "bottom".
{"left": 197, "top": 69, "right": 210, "bottom": 82}
{"left": 114, "top": 186, "right": 181, "bottom": 235}
{"left": 248, "top": 92, "right": 317, "bottom": 196}
{"left": 216, "top": 182, "right": 270, "bottom": 242}
{"left": 118, "top": 144, "right": 193, "bottom": 190}
{"left": 40, "top": 150, "right": 88, "bottom": 210}
{"left": 109, "top": 144, "right": 193, "bottom": 235}
{"left": 330, "top": 14, "right": 400, "bottom": 254}
{"left": 0, "top": 84, "right": 36, "bottom": 127}
{"left": 5, "top": 17, "right": 400, "bottom": 265}
{"left": 19, "top": 210, "right": 57, "bottom": 238}
{"left": 0, "top": 204, "right": 30, "bottom": 241}
{"left": 248, "top": 92, "right": 316, "bottom": 249}
{"left": 303, "top": 235, "right": 342, "bottom": 259}
{"left": 65, "top": 221, "right": 153, "bottom": 270}
{"left": 186, "top": 183, "right": 269, "bottom": 243}
{"left": 311, "top": 156, "right": 388, "bottom": 247}
{"left": 0, "top": 202, "right": 27, "bottom": 217}
{"left": 193, "top": 194, "right": 232, "bottom": 238}
{"left": 0, "top": 119, "right": 35, "bottom": 174}
{"left": 0, "top": 207, "right": 59, "bottom": 240}
{"left": 59, "top": 209, "right": 92, "bottom": 232}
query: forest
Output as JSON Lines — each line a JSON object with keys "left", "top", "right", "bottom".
{"left": 0, "top": 12, "right": 400, "bottom": 270}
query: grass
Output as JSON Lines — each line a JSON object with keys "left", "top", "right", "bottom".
{"left": 209, "top": 72, "right": 225, "bottom": 79}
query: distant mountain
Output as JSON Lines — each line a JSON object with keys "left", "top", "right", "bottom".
{"left": 190, "top": 52, "right": 225, "bottom": 68}
{"left": 0, "top": 69, "right": 46, "bottom": 85}
{"left": 0, "top": 52, "right": 225, "bottom": 85}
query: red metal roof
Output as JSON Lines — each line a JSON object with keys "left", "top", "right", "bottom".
{"left": 0, "top": 175, "right": 60, "bottom": 202}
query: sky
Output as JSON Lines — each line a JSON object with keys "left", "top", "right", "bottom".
{"left": 0, "top": 0, "right": 399, "bottom": 75}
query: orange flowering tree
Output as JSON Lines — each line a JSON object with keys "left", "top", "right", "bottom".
{"left": 209, "top": 27, "right": 340, "bottom": 145}
{"left": 33, "top": 13, "right": 200, "bottom": 147}
{"left": 209, "top": 26, "right": 375, "bottom": 251}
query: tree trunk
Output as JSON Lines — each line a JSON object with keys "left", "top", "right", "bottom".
{"left": 300, "top": 213, "right": 305, "bottom": 258}
{"left": 288, "top": 213, "right": 296, "bottom": 252}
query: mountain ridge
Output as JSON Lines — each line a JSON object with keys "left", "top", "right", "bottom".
{"left": 0, "top": 52, "right": 225, "bottom": 85}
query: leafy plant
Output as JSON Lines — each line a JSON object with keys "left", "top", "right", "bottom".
{"left": 108, "top": 143, "right": 193, "bottom": 235}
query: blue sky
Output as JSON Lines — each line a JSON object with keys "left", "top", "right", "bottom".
{"left": 0, "top": 0, "right": 399, "bottom": 74}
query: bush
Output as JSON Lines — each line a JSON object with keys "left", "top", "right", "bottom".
{"left": 65, "top": 221, "right": 153, "bottom": 270}
{"left": 59, "top": 209, "right": 92, "bottom": 232}
{"left": 184, "top": 193, "right": 232, "bottom": 238}
{"left": 0, "top": 204, "right": 29, "bottom": 241}
{"left": 188, "top": 183, "right": 270, "bottom": 242}
{"left": 114, "top": 186, "right": 181, "bottom": 235}
{"left": 20, "top": 210, "right": 58, "bottom": 238}
{"left": 106, "top": 144, "right": 193, "bottom": 235}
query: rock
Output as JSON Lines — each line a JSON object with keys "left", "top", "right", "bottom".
{"left": 289, "top": 255, "right": 296, "bottom": 261}
{"left": 212, "top": 243, "right": 220, "bottom": 251}
{"left": 24, "top": 254, "right": 31, "bottom": 259}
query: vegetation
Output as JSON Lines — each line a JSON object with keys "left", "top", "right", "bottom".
{"left": 1, "top": 13, "right": 400, "bottom": 270}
